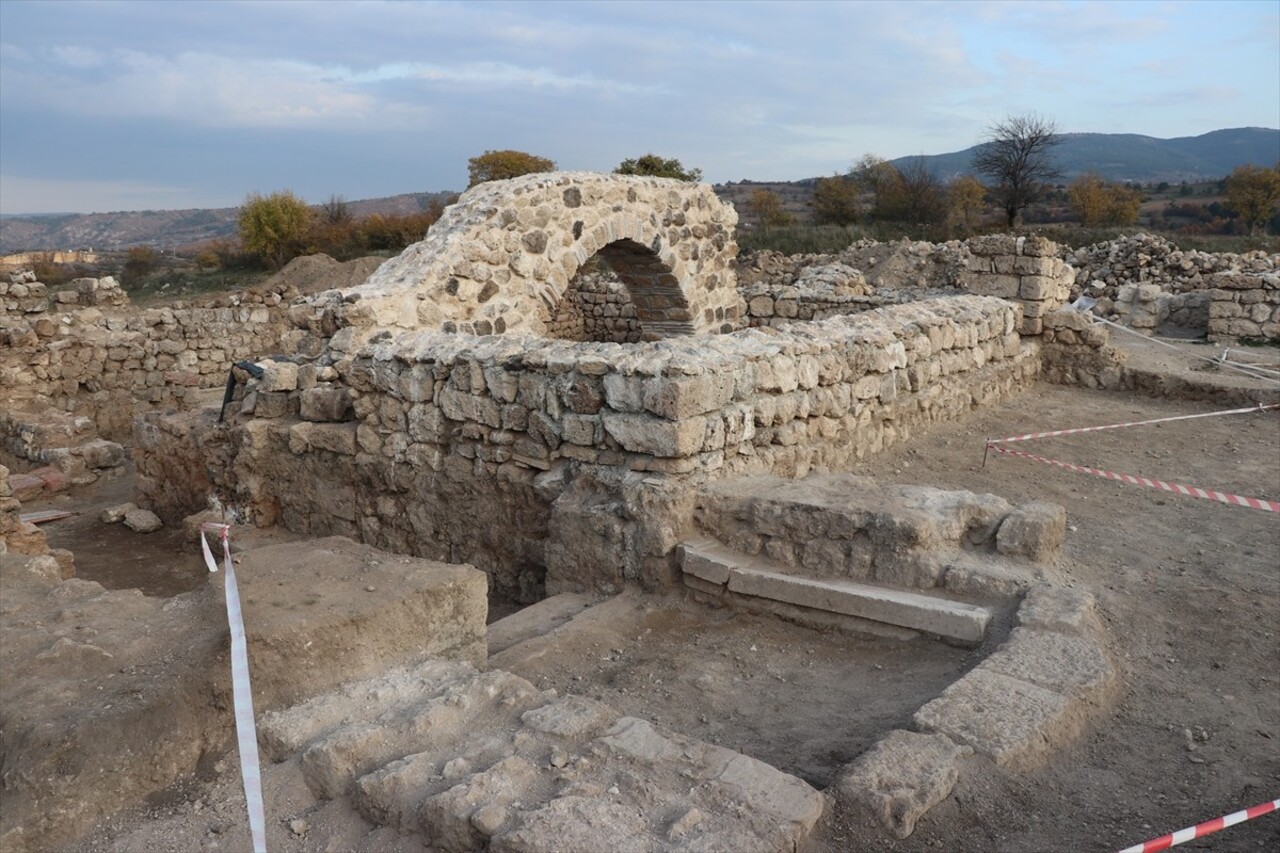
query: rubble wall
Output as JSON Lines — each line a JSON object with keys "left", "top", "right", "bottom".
{"left": 1, "top": 281, "right": 301, "bottom": 439}
{"left": 156, "top": 296, "right": 1038, "bottom": 596}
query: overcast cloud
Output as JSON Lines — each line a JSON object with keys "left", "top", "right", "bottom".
{"left": 1, "top": 0, "right": 1276, "bottom": 214}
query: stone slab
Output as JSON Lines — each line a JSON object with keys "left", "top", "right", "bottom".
{"left": 912, "top": 669, "right": 1073, "bottom": 771}
{"left": 486, "top": 592, "right": 599, "bottom": 657}
{"left": 676, "top": 536, "right": 735, "bottom": 585}
{"left": 726, "top": 566, "right": 991, "bottom": 643}
{"left": 977, "top": 627, "right": 1116, "bottom": 702}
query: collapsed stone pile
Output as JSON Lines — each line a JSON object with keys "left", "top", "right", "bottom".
{"left": 1064, "top": 233, "right": 1278, "bottom": 296}
{"left": 737, "top": 239, "right": 969, "bottom": 292}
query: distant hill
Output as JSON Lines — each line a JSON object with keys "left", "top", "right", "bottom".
{"left": 4, "top": 127, "right": 1276, "bottom": 252}
{"left": 889, "top": 127, "right": 1279, "bottom": 184}
{"left": 0, "top": 191, "right": 457, "bottom": 254}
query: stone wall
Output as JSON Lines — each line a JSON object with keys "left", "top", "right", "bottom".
{"left": 142, "top": 296, "right": 1038, "bottom": 598}
{"left": 337, "top": 172, "right": 741, "bottom": 341}
{"left": 543, "top": 272, "right": 644, "bottom": 343}
{"left": 964, "top": 236, "right": 1073, "bottom": 336}
{"left": 1207, "top": 273, "right": 1280, "bottom": 343}
{"left": 0, "top": 279, "right": 301, "bottom": 440}
{"left": 1038, "top": 308, "right": 1127, "bottom": 390}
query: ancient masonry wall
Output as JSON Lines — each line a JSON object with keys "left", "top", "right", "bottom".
{"left": 1207, "top": 273, "right": 1280, "bottom": 343}
{"left": 543, "top": 273, "right": 644, "bottom": 343}
{"left": 137, "top": 296, "right": 1038, "bottom": 598}
{"left": 1, "top": 277, "right": 299, "bottom": 440}
{"left": 339, "top": 172, "right": 741, "bottom": 340}
{"left": 964, "top": 235, "right": 1073, "bottom": 336}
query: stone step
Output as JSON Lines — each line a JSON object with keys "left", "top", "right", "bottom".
{"left": 264, "top": 659, "right": 826, "bottom": 852}
{"left": 487, "top": 592, "right": 599, "bottom": 658}
{"left": 296, "top": 669, "right": 546, "bottom": 799}
{"left": 678, "top": 538, "right": 992, "bottom": 644}
{"left": 487, "top": 591, "right": 638, "bottom": 672}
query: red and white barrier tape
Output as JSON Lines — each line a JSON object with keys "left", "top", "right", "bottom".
{"left": 200, "top": 522, "right": 267, "bottom": 853}
{"left": 988, "top": 446, "right": 1280, "bottom": 512}
{"left": 987, "top": 403, "right": 1279, "bottom": 445}
{"left": 1117, "top": 797, "right": 1279, "bottom": 853}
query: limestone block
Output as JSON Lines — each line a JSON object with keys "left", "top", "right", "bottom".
{"left": 123, "top": 508, "right": 163, "bottom": 533}
{"left": 100, "top": 502, "right": 137, "bottom": 523}
{"left": 1019, "top": 275, "right": 1058, "bottom": 301}
{"left": 997, "top": 501, "right": 1066, "bottom": 561}
{"left": 643, "top": 373, "right": 735, "bottom": 420}
{"left": 259, "top": 360, "right": 299, "bottom": 392}
{"left": 602, "top": 412, "right": 706, "bottom": 458}
{"left": 1016, "top": 584, "right": 1104, "bottom": 637}
{"left": 834, "top": 730, "right": 972, "bottom": 838}
{"left": 912, "top": 669, "right": 1071, "bottom": 771}
{"left": 972, "top": 274, "right": 1021, "bottom": 300}
{"left": 300, "top": 386, "right": 353, "bottom": 422}
{"left": 977, "top": 627, "right": 1116, "bottom": 703}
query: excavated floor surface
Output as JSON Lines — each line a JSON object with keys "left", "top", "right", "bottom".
{"left": 6, "top": 379, "right": 1279, "bottom": 852}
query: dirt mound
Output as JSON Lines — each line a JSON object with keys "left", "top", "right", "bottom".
{"left": 261, "top": 254, "right": 386, "bottom": 296}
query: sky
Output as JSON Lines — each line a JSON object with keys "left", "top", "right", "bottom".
{"left": 0, "top": 0, "right": 1277, "bottom": 215}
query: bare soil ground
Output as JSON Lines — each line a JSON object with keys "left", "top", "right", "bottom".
{"left": 495, "top": 592, "right": 978, "bottom": 789}
{"left": 11, "top": 379, "right": 1280, "bottom": 852}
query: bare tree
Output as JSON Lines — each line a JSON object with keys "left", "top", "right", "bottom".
{"left": 972, "top": 113, "right": 1062, "bottom": 227}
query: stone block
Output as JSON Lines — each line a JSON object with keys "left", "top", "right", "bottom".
{"left": 602, "top": 412, "right": 706, "bottom": 458}
{"left": 1019, "top": 275, "right": 1057, "bottom": 301}
{"left": 9, "top": 474, "right": 45, "bottom": 502}
{"left": 123, "top": 508, "right": 163, "bottom": 533}
{"left": 1016, "top": 584, "right": 1104, "bottom": 637}
{"left": 997, "top": 501, "right": 1066, "bottom": 561}
{"left": 300, "top": 386, "right": 353, "bottom": 422}
{"left": 100, "top": 502, "right": 137, "bottom": 523}
{"left": 978, "top": 627, "right": 1116, "bottom": 702}
{"left": 259, "top": 360, "right": 299, "bottom": 392}
{"left": 912, "top": 669, "right": 1071, "bottom": 771}
{"left": 834, "top": 730, "right": 972, "bottom": 838}
{"left": 971, "top": 274, "right": 1021, "bottom": 300}
{"left": 255, "top": 391, "right": 295, "bottom": 419}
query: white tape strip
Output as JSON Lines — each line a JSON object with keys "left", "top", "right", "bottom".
{"left": 201, "top": 523, "right": 267, "bottom": 853}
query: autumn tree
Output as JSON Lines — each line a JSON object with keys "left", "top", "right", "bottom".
{"left": 972, "top": 113, "right": 1062, "bottom": 227}
{"left": 1225, "top": 163, "right": 1280, "bottom": 235}
{"left": 120, "top": 245, "right": 160, "bottom": 285}
{"left": 948, "top": 175, "right": 987, "bottom": 232}
{"left": 1068, "top": 173, "right": 1143, "bottom": 227}
{"left": 321, "top": 194, "right": 353, "bottom": 224}
{"left": 238, "top": 190, "right": 313, "bottom": 269}
{"left": 746, "top": 189, "right": 793, "bottom": 230}
{"left": 467, "top": 149, "right": 556, "bottom": 187}
{"left": 850, "top": 154, "right": 900, "bottom": 197}
{"left": 810, "top": 174, "right": 861, "bottom": 225}
{"left": 879, "top": 157, "right": 946, "bottom": 224}
{"left": 614, "top": 154, "right": 702, "bottom": 182}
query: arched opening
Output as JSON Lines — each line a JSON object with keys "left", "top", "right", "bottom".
{"left": 543, "top": 238, "right": 696, "bottom": 343}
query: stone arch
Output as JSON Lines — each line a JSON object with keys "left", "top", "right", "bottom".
{"left": 335, "top": 172, "right": 741, "bottom": 340}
